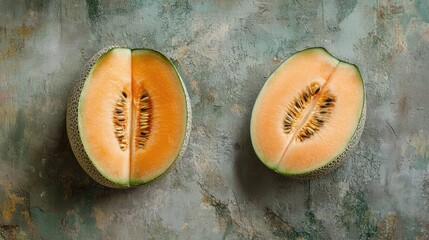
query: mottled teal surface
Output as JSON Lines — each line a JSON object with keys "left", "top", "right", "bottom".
{"left": 1, "top": 0, "right": 428, "bottom": 239}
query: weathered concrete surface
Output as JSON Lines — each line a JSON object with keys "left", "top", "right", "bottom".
{"left": 0, "top": 0, "right": 428, "bottom": 239}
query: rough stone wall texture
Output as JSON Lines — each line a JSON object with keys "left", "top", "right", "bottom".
{"left": 0, "top": 0, "right": 428, "bottom": 239}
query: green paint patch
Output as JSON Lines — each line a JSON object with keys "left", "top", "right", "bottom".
{"left": 304, "top": 210, "right": 330, "bottom": 238}
{"left": 31, "top": 202, "right": 101, "bottom": 239}
{"left": 412, "top": 157, "right": 429, "bottom": 170}
{"left": 5, "top": 109, "right": 28, "bottom": 163}
{"left": 301, "top": 194, "right": 330, "bottom": 239}
{"left": 86, "top": 0, "right": 100, "bottom": 26}
{"left": 335, "top": 0, "right": 358, "bottom": 23}
{"left": 30, "top": 207, "right": 66, "bottom": 239}
{"left": 416, "top": 0, "right": 429, "bottom": 23}
{"left": 339, "top": 191, "right": 377, "bottom": 238}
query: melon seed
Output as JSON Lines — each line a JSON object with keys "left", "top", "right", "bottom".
{"left": 310, "top": 83, "right": 320, "bottom": 95}
{"left": 113, "top": 91, "right": 129, "bottom": 151}
{"left": 325, "top": 96, "right": 334, "bottom": 102}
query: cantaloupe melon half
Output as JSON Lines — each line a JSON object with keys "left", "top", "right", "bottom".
{"left": 250, "top": 48, "right": 366, "bottom": 179}
{"left": 67, "top": 46, "right": 191, "bottom": 188}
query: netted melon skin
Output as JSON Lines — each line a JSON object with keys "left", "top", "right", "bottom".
{"left": 66, "top": 45, "right": 129, "bottom": 188}
{"left": 287, "top": 95, "right": 367, "bottom": 180}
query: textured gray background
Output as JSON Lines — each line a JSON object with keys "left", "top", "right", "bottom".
{"left": 0, "top": 0, "right": 429, "bottom": 239}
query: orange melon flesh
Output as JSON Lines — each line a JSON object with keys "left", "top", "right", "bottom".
{"left": 250, "top": 48, "right": 365, "bottom": 175}
{"left": 130, "top": 50, "right": 187, "bottom": 184}
{"left": 250, "top": 48, "right": 339, "bottom": 169}
{"left": 278, "top": 62, "right": 364, "bottom": 174}
{"left": 79, "top": 48, "right": 131, "bottom": 184}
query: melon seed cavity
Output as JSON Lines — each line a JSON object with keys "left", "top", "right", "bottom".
{"left": 112, "top": 90, "right": 153, "bottom": 150}
{"left": 283, "top": 82, "right": 336, "bottom": 142}
{"left": 136, "top": 91, "right": 152, "bottom": 148}
{"left": 113, "top": 91, "right": 129, "bottom": 150}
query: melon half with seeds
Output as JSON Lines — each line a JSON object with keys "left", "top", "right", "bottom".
{"left": 67, "top": 46, "right": 191, "bottom": 188}
{"left": 250, "top": 48, "right": 366, "bottom": 179}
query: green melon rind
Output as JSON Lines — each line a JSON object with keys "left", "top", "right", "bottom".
{"left": 129, "top": 49, "right": 192, "bottom": 186}
{"left": 250, "top": 47, "right": 339, "bottom": 170}
{"left": 250, "top": 48, "right": 366, "bottom": 179}
{"left": 281, "top": 64, "right": 366, "bottom": 179}
{"left": 67, "top": 45, "right": 128, "bottom": 188}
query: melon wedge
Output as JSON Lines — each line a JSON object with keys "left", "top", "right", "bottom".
{"left": 250, "top": 48, "right": 366, "bottom": 178}
{"left": 67, "top": 46, "right": 191, "bottom": 188}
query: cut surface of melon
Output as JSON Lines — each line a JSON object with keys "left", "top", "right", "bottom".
{"left": 130, "top": 50, "right": 188, "bottom": 184}
{"left": 250, "top": 48, "right": 365, "bottom": 177}
{"left": 79, "top": 48, "right": 131, "bottom": 185}
{"left": 69, "top": 47, "right": 190, "bottom": 187}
